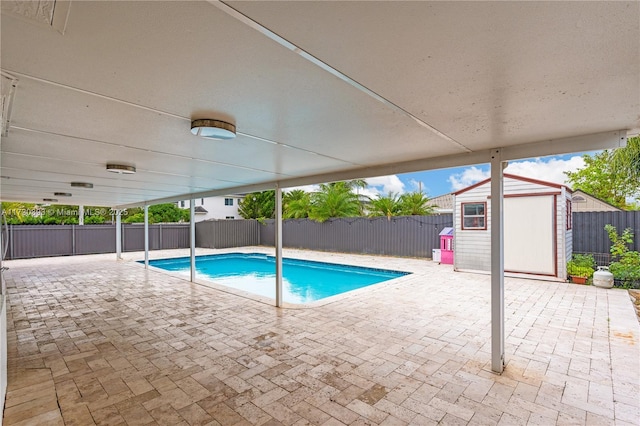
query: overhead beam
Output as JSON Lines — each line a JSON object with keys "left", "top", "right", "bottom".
{"left": 117, "top": 130, "right": 627, "bottom": 209}
{"left": 208, "top": 0, "right": 470, "bottom": 153}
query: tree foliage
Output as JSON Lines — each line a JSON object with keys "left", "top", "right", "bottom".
{"left": 309, "top": 182, "right": 361, "bottom": 222}
{"left": 123, "top": 204, "right": 189, "bottom": 223}
{"left": 283, "top": 190, "right": 312, "bottom": 219}
{"left": 605, "top": 224, "right": 640, "bottom": 287}
{"left": 2, "top": 203, "right": 106, "bottom": 224}
{"left": 613, "top": 135, "right": 640, "bottom": 183}
{"left": 564, "top": 150, "right": 639, "bottom": 209}
{"left": 2, "top": 202, "right": 189, "bottom": 224}
{"left": 238, "top": 191, "right": 275, "bottom": 219}
{"left": 368, "top": 192, "right": 401, "bottom": 220}
{"left": 398, "top": 191, "right": 435, "bottom": 216}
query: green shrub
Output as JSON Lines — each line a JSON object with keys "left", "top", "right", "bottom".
{"left": 567, "top": 254, "right": 596, "bottom": 278}
{"left": 609, "top": 251, "right": 640, "bottom": 288}
{"left": 605, "top": 224, "right": 640, "bottom": 288}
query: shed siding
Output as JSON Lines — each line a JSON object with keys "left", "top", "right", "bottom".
{"left": 454, "top": 176, "right": 571, "bottom": 280}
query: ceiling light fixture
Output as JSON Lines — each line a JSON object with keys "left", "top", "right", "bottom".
{"left": 191, "top": 119, "right": 236, "bottom": 140}
{"left": 106, "top": 164, "right": 136, "bottom": 174}
{"left": 54, "top": 192, "right": 72, "bottom": 197}
{"left": 71, "top": 182, "right": 94, "bottom": 188}
{"left": 43, "top": 198, "right": 58, "bottom": 202}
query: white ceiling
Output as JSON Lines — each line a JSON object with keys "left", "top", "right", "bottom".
{"left": 1, "top": 1, "right": 638, "bottom": 208}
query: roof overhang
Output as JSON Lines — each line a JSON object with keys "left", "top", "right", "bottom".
{"left": 1, "top": 1, "right": 637, "bottom": 208}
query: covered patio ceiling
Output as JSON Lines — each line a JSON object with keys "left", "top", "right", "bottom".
{"left": 1, "top": 1, "right": 638, "bottom": 208}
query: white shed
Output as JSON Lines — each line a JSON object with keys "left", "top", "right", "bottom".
{"left": 453, "top": 174, "right": 572, "bottom": 281}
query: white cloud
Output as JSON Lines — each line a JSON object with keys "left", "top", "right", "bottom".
{"left": 447, "top": 156, "right": 587, "bottom": 191}
{"left": 285, "top": 175, "right": 406, "bottom": 199}
{"left": 284, "top": 184, "right": 319, "bottom": 193}
{"left": 448, "top": 166, "right": 490, "bottom": 191}
{"left": 504, "top": 156, "right": 585, "bottom": 186}
{"left": 365, "top": 175, "right": 406, "bottom": 198}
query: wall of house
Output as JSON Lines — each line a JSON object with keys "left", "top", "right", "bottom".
{"left": 572, "top": 193, "right": 620, "bottom": 212}
{"left": 454, "top": 176, "right": 570, "bottom": 279}
{"left": 182, "top": 196, "right": 242, "bottom": 222}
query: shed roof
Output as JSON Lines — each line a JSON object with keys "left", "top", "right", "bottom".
{"left": 453, "top": 174, "right": 573, "bottom": 196}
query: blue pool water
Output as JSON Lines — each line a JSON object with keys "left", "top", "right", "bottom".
{"left": 144, "top": 253, "right": 409, "bottom": 303}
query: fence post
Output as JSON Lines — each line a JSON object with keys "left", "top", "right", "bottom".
{"left": 256, "top": 219, "right": 260, "bottom": 246}
{"left": 72, "top": 225, "right": 76, "bottom": 255}
{"left": 159, "top": 224, "right": 163, "bottom": 249}
{"left": 9, "top": 226, "right": 14, "bottom": 261}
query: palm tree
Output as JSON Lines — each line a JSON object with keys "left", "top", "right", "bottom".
{"left": 613, "top": 135, "right": 640, "bottom": 182}
{"left": 238, "top": 190, "right": 275, "bottom": 219}
{"left": 309, "top": 183, "right": 360, "bottom": 222}
{"left": 283, "top": 190, "right": 312, "bottom": 219}
{"left": 368, "top": 192, "right": 401, "bottom": 220}
{"left": 399, "top": 191, "right": 436, "bottom": 216}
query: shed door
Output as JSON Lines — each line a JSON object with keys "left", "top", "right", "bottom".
{"left": 504, "top": 195, "right": 556, "bottom": 276}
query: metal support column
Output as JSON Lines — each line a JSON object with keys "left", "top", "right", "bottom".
{"left": 144, "top": 205, "right": 149, "bottom": 269}
{"left": 115, "top": 210, "right": 122, "bottom": 260}
{"left": 78, "top": 205, "right": 84, "bottom": 226}
{"left": 490, "top": 149, "right": 505, "bottom": 373}
{"left": 190, "top": 200, "right": 196, "bottom": 282}
{"left": 0, "top": 204, "right": 5, "bottom": 293}
{"left": 275, "top": 187, "right": 283, "bottom": 307}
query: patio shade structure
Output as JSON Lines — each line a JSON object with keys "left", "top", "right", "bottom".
{"left": 1, "top": 1, "right": 638, "bottom": 377}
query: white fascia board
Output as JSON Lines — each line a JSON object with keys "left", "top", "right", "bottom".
{"left": 117, "top": 130, "right": 627, "bottom": 209}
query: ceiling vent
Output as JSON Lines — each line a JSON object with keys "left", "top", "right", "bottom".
{"left": 1, "top": 0, "right": 71, "bottom": 34}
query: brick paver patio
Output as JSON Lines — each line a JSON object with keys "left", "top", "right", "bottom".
{"left": 3, "top": 248, "right": 639, "bottom": 425}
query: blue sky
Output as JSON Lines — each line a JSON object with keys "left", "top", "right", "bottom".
{"left": 362, "top": 152, "right": 595, "bottom": 198}
{"left": 289, "top": 152, "right": 598, "bottom": 198}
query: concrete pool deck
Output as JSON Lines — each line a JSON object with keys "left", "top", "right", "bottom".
{"left": 2, "top": 247, "right": 639, "bottom": 425}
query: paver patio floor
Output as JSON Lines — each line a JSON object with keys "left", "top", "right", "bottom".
{"left": 2, "top": 248, "right": 639, "bottom": 425}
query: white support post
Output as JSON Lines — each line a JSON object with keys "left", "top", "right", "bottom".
{"left": 490, "top": 149, "right": 505, "bottom": 373}
{"left": 78, "top": 205, "right": 84, "bottom": 226}
{"left": 0, "top": 203, "right": 4, "bottom": 294}
{"left": 144, "top": 205, "right": 149, "bottom": 269}
{"left": 275, "top": 187, "right": 283, "bottom": 307}
{"left": 115, "top": 210, "right": 122, "bottom": 260}
{"left": 190, "top": 200, "right": 196, "bottom": 282}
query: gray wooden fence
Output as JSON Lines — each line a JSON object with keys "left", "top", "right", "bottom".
{"left": 8, "top": 212, "right": 636, "bottom": 261}
{"left": 4, "top": 224, "right": 190, "bottom": 259}
{"left": 259, "top": 215, "right": 453, "bottom": 257}
{"left": 196, "top": 220, "right": 260, "bottom": 249}
{"left": 572, "top": 211, "right": 640, "bottom": 263}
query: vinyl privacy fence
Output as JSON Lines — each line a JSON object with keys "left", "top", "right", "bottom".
{"left": 3, "top": 216, "right": 454, "bottom": 259}
{"left": 6, "top": 212, "right": 636, "bottom": 261}
{"left": 259, "top": 215, "right": 453, "bottom": 257}
{"left": 4, "top": 224, "right": 190, "bottom": 259}
{"left": 572, "top": 211, "right": 640, "bottom": 264}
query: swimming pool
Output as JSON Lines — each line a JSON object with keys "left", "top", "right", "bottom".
{"left": 144, "top": 253, "right": 409, "bottom": 303}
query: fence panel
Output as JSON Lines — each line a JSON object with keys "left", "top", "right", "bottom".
{"left": 123, "top": 224, "right": 189, "bottom": 251}
{"left": 573, "top": 211, "right": 640, "bottom": 255}
{"left": 7, "top": 225, "right": 73, "bottom": 259}
{"left": 75, "top": 225, "right": 116, "bottom": 255}
{"left": 158, "top": 224, "right": 190, "bottom": 249}
{"left": 4, "top": 223, "right": 190, "bottom": 259}
{"left": 196, "top": 220, "right": 259, "bottom": 248}
{"left": 259, "top": 215, "right": 453, "bottom": 257}
{"left": 123, "top": 225, "right": 144, "bottom": 252}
